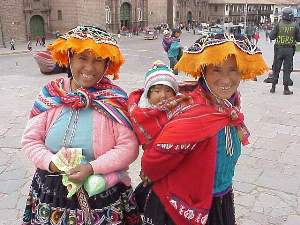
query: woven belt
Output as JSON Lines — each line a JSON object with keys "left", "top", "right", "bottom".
{"left": 76, "top": 187, "right": 94, "bottom": 225}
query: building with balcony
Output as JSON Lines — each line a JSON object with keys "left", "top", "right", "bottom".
{"left": 208, "top": 0, "right": 275, "bottom": 25}
{"left": 208, "top": 0, "right": 300, "bottom": 26}
{"left": 269, "top": 0, "right": 300, "bottom": 23}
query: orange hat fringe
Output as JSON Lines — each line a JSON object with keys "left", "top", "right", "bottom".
{"left": 48, "top": 37, "right": 124, "bottom": 80}
{"left": 175, "top": 42, "right": 268, "bottom": 80}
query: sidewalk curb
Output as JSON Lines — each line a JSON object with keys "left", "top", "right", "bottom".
{"left": 0, "top": 50, "right": 29, "bottom": 56}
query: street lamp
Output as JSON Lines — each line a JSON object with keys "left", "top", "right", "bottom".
{"left": 244, "top": 0, "right": 248, "bottom": 29}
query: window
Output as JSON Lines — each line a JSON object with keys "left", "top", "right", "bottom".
{"left": 225, "top": 5, "right": 228, "bottom": 11}
{"left": 176, "top": 11, "right": 179, "bottom": 18}
{"left": 214, "top": 6, "right": 218, "bottom": 12}
{"left": 137, "top": 8, "right": 143, "bottom": 21}
{"left": 105, "top": 7, "right": 111, "bottom": 24}
{"left": 58, "top": 10, "right": 62, "bottom": 20}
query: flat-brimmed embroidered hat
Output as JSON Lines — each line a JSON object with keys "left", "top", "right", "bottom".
{"left": 48, "top": 25, "right": 124, "bottom": 79}
{"left": 175, "top": 33, "right": 268, "bottom": 80}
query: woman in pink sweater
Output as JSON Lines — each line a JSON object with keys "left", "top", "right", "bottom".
{"left": 21, "top": 25, "right": 141, "bottom": 225}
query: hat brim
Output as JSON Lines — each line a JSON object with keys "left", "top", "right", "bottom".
{"left": 175, "top": 41, "right": 268, "bottom": 80}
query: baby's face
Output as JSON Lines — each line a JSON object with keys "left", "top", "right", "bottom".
{"left": 148, "top": 84, "right": 176, "bottom": 106}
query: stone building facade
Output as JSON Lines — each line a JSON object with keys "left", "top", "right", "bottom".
{"left": 1, "top": 0, "right": 299, "bottom": 47}
{"left": 105, "top": 0, "right": 148, "bottom": 33}
{"left": 0, "top": 0, "right": 28, "bottom": 46}
{"left": 175, "top": 0, "right": 209, "bottom": 26}
{"left": 0, "top": 0, "right": 151, "bottom": 47}
{"left": 147, "top": 0, "right": 178, "bottom": 29}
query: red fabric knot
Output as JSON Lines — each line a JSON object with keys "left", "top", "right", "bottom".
{"left": 228, "top": 108, "right": 244, "bottom": 127}
{"left": 61, "top": 88, "right": 93, "bottom": 109}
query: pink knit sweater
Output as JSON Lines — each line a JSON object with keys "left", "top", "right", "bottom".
{"left": 21, "top": 79, "right": 139, "bottom": 182}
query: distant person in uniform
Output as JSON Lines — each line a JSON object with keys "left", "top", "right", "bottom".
{"left": 269, "top": 7, "right": 300, "bottom": 95}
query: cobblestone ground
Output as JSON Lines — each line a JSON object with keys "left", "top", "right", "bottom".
{"left": 0, "top": 32, "right": 300, "bottom": 225}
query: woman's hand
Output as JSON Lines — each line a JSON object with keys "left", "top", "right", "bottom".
{"left": 68, "top": 163, "right": 94, "bottom": 183}
{"left": 49, "top": 161, "right": 59, "bottom": 173}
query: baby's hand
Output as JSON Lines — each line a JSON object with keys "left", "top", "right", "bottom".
{"left": 139, "top": 170, "right": 152, "bottom": 187}
{"left": 165, "top": 94, "right": 192, "bottom": 110}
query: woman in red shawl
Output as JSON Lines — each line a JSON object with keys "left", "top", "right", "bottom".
{"left": 129, "top": 34, "right": 268, "bottom": 225}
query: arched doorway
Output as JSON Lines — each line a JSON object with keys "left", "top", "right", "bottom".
{"left": 187, "top": 11, "right": 192, "bottom": 25}
{"left": 120, "top": 2, "right": 131, "bottom": 30}
{"left": 30, "top": 15, "right": 45, "bottom": 39}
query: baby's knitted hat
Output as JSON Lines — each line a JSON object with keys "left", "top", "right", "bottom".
{"left": 139, "top": 60, "right": 178, "bottom": 108}
{"left": 144, "top": 60, "right": 178, "bottom": 95}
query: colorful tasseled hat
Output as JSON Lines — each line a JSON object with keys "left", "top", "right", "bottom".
{"left": 175, "top": 33, "right": 268, "bottom": 80}
{"left": 47, "top": 25, "right": 124, "bottom": 80}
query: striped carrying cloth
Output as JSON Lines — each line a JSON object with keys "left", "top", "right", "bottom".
{"left": 32, "top": 50, "right": 66, "bottom": 74}
{"left": 30, "top": 77, "right": 132, "bottom": 129}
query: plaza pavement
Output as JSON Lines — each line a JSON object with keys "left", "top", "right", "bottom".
{"left": 0, "top": 32, "right": 300, "bottom": 225}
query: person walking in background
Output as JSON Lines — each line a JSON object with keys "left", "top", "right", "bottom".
{"left": 10, "top": 38, "right": 15, "bottom": 50}
{"left": 167, "top": 28, "right": 182, "bottom": 75}
{"left": 27, "top": 39, "right": 32, "bottom": 51}
{"left": 269, "top": 7, "right": 300, "bottom": 95}
{"left": 41, "top": 35, "right": 46, "bottom": 46}
{"left": 35, "top": 35, "right": 41, "bottom": 46}
{"left": 162, "top": 29, "right": 172, "bottom": 53}
{"left": 253, "top": 29, "right": 260, "bottom": 44}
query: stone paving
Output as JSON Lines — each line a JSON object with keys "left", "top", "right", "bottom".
{"left": 0, "top": 31, "right": 300, "bottom": 225}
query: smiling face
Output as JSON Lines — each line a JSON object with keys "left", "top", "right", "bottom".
{"left": 70, "top": 50, "right": 108, "bottom": 90}
{"left": 204, "top": 55, "right": 241, "bottom": 99}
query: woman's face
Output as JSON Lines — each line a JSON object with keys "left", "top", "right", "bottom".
{"left": 205, "top": 56, "right": 241, "bottom": 99}
{"left": 70, "top": 50, "right": 108, "bottom": 89}
{"left": 148, "top": 84, "right": 176, "bottom": 106}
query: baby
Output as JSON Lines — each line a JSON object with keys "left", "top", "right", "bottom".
{"left": 128, "top": 60, "right": 192, "bottom": 147}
